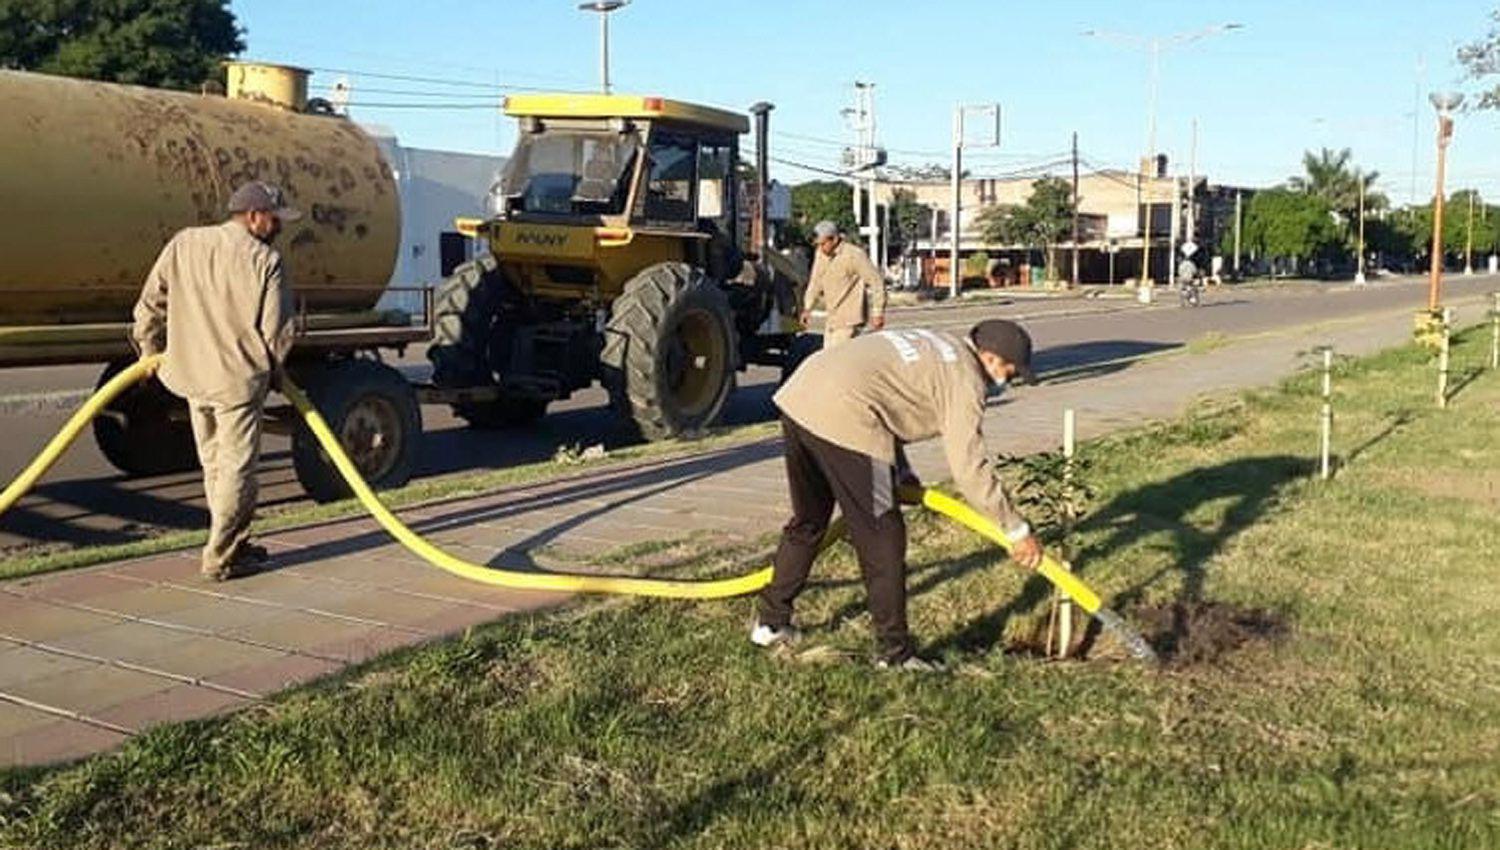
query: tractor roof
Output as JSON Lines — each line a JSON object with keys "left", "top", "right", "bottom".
{"left": 503, "top": 93, "right": 749, "bottom": 134}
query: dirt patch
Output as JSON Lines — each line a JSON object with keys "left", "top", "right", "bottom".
{"left": 1134, "top": 601, "right": 1288, "bottom": 666}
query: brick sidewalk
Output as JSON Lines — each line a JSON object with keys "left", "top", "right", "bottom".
{"left": 0, "top": 293, "right": 1489, "bottom": 768}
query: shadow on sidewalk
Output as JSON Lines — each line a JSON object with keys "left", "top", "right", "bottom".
{"left": 257, "top": 439, "right": 784, "bottom": 573}
{"left": 1032, "top": 339, "right": 1180, "bottom": 387}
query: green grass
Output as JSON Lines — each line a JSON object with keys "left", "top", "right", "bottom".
{"left": 0, "top": 421, "right": 779, "bottom": 582}
{"left": 4, "top": 331, "right": 1500, "bottom": 849}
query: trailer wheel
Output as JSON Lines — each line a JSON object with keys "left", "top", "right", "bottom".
{"left": 292, "top": 360, "right": 421, "bottom": 503}
{"left": 601, "top": 262, "right": 737, "bottom": 441}
{"left": 92, "top": 359, "right": 199, "bottom": 477}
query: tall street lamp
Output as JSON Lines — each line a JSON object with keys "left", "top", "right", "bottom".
{"left": 1426, "top": 91, "right": 1462, "bottom": 312}
{"left": 579, "top": 0, "right": 628, "bottom": 94}
{"left": 1083, "top": 22, "right": 1242, "bottom": 288}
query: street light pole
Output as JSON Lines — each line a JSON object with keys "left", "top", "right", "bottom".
{"left": 1083, "top": 22, "right": 1242, "bottom": 291}
{"left": 950, "top": 106, "right": 963, "bottom": 300}
{"left": 578, "top": 1, "right": 628, "bottom": 94}
{"left": 1427, "top": 92, "right": 1462, "bottom": 313}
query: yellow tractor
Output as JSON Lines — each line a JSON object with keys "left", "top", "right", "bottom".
{"left": 429, "top": 94, "right": 807, "bottom": 439}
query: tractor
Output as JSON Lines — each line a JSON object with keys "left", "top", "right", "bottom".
{"left": 429, "top": 94, "right": 808, "bottom": 439}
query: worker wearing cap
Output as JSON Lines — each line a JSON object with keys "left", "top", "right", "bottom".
{"left": 800, "top": 220, "right": 887, "bottom": 348}
{"left": 131, "top": 181, "right": 300, "bottom": 581}
{"left": 752, "top": 319, "right": 1043, "bottom": 669}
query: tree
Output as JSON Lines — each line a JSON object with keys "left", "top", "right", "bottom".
{"left": 1459, "top": 9, "right": 1500, "bottom": 109}
{"left": 886, "top": 188, "right": 930, "bottom": 255}
{"left": 0, "top": 0, "right": 243, "bottom": 91}
{"left": 784, "top": 180, "right": 856, "bottom": 247}
{"left": 1239, "top": 188, "right": 1341, "bottom": 276}
{"left": 1288, "top": 147, "right": 1387, "bottom": 268}
{"left": 976, "top": 177, "right": 1075, "bottom": 283}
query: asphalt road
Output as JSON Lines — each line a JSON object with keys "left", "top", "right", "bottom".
{"left": 1, "top": 273, "right": 1493, "bottom": 552}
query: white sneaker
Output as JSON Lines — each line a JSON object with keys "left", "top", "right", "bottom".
{"left": 749, "top": 622, "right": 801, "bottom": 648}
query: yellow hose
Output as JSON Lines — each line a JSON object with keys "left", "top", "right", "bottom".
{"left": 0, "top": 356, "right": 1157, "bottom": 660}
{"left": 0, "top": 357, "right": 156, "bottom": 516}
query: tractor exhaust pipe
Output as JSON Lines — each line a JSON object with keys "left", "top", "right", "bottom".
{"left": 749, "top": 101, "right": 774, "bottom": 266}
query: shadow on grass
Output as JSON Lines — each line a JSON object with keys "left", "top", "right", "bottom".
{"left": 927, "top": 454, "right": 1312, "bottom": 656}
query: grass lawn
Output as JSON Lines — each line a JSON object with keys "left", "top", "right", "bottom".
{"left": 3, "top": 330, "right": 1499, "bottom": 849}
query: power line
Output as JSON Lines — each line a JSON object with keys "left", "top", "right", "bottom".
{"left": 305, "top": 66, "right": 595, "bottom": 95}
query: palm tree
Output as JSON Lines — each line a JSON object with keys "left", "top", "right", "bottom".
{"left": 1289, "top": 147, "right": 1386, "bottom": 221}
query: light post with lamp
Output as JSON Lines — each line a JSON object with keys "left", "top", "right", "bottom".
{"left": 578, "top": 1, "right": 629, "bottom": 94}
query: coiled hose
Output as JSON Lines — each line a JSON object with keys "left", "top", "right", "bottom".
{"left": 0, "top": 356, "right": 1158, "bottom": 662}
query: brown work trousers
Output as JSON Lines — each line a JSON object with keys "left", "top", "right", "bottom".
{"left": 189, "top": 393, "right": 265, "bottom": 572}
{"left": 759, "top": 415, "right": 912, "bottom": 662}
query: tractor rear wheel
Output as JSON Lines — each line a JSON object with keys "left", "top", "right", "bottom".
{"left": 601, "top": 263, "right": 737, "bottom": 441}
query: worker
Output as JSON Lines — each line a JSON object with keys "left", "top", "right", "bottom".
{"left": 800, "top": 220, "right": 887, "bottom": 348}
{"left": 752, "top": 319, "right": 1043, "bottom": 670}
{"left": 131, "top": 181, "right": 299, "bottom": 581}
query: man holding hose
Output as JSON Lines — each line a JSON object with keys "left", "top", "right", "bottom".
{"left": 131, "top": 181, "right": 299, "bottom": 581}
{"left": 753, "top": 319, "right": 1042, "bottom": 670}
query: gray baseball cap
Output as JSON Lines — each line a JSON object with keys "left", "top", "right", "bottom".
{"left": 971, "top": 319, "right": 1035, "bottom": 383}
{"left": 812, "top": 220, "right": 839, "bottom": 240}
{"left": 226, "top": 180, "right": 303, "bottom": 222}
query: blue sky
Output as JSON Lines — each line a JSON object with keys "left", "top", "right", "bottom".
{"left": 234, "top": 0, "right": 1500, "bottom": 200}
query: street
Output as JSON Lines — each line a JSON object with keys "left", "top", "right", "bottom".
{"left": 0, "top": 273, "right": 1493, "bottom": 553}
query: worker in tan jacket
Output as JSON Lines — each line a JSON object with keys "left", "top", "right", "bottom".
{"left": 752, "top": 319, "right": 1042, "bottom": 670}
{"left": 132, "top": 181, "right": 299, "bottom": 581}
{"left": 800, "top": 220, "right": 887, "bottom": 348}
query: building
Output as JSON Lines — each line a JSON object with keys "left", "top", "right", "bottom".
{"left": 875, "top": 164, "right": 1252, "bottom": 287}
{"left": 367, "top": 128, "right": 508, "bottom": 316}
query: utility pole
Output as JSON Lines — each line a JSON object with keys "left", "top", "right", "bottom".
{"left": 1168, "top": 172, "right": 1180, "bottom": 289}
{"left": 1465, "top": 192, "right": 1475, "bottom": 276}
{"left": 1072, "top": 131, "right": 1081, "bottom": 288}
{"left": 578, "top": 1, "right": 629, "bottom": 94}
{"left": 1187, "top": 118, "right": 1198, "bottom": 249}
{"left": 950, "top": 106, "right": 963, "bottom": 299}
{"left": 1233, "top": 189, "right": 1243, "bottom": 277}
{"left": 1355, "top": 176, "right": 1367, "bottom": 284}
{"left": 844, "top": 83, "right": 881, "bottom": 267}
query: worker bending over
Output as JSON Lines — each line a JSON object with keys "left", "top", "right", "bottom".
{"left": 801, "top": 220, "right": 886, "bottom": 348}
{"left": 754, "top": 319, "right": 1042, "bottom": 669}
{"left": 132, "top": 181, "right": 299, "bottom": 581}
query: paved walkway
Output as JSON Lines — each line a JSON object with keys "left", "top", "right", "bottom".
{"left": 0, "top": 289, "right": 1492, "bottom": 767}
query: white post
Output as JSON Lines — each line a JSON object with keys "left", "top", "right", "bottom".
{"left": 1320, "top": 347, "right": 1333, "bottom": 481}
{"left": 1491, "top": 293, "right": 1499, "bottom": 371}
{"left": 1058, "top": 408, "right": 1077, "bottom": 658}
{"left": 1233, "top": 189, "right": 1243, "bottom": 278}
{"left": 950, "top": 106, "right": 963, "bottom": 300}
{"left": 1354, "top": 178, "right": 1367, "bottom": 285}
{"left": 1438, "top": 307, "right": 1452, "bottom": 409}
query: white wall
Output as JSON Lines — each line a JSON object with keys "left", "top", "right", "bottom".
{"left": 366, "top": 128, "right": 506, "bottom": 316}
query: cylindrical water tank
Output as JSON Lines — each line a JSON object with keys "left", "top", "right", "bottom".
{"left": 0, "top": 63, "right": 401, "bottom": 325}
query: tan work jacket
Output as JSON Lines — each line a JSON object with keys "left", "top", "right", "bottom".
{"left": 774, "top": 328, "right": 1027, "bottom": 536}
{"left": 132, "top": 221, "right": 295, "bottom": 406}
{"left": 803, "top": 240, "right": 887, "bottom": 331}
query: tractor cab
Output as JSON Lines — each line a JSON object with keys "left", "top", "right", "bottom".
{"left": 435, "top": 94, "right": 805, "bottom": 442}
{"left": 472, "top": 94, "right": 751, "bottom": 298}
